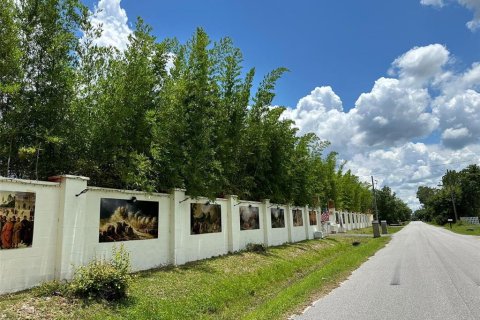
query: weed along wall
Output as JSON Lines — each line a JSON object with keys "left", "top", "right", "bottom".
{"left": 0, "top": 175, "right": 371, "bottom": 295}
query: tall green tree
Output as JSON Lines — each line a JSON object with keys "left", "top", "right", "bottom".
{"left": 1, "top": 0, "right": 88, "bottom": 179}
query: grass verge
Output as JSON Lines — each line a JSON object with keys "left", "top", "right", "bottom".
{"left": 345, "top": 224, "right": 406, "bottom": 235}
{"left": 442, "top": 222, "right": 480, "bottom": 236}
{"left": 0, "top": 237, "right": 389, "bottom": 320}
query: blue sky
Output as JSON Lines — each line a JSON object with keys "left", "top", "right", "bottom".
{"left": 83, "top": 0, "right": 478, "bottom": 109}
{"left": 83, "top": 0, "right": 480, "bottom": 208}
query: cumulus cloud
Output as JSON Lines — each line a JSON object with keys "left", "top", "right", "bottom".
{"left": 421, "top": 0, "right": 480, "bottom": 31}
{"left": 433, "top": 89, "right": 480, "bottom": 148}
{"left": 420, "top": 0, "right": 445, "bottom": 6}
{"left": 88, "top": 0, "right": 132, "bottom": 51}
{"left": 283, "top": 43, "right": 480, "bottom": 208}
{"left": 353, "top": 77, "right": 437, "bottom": 146}
{"left": 282, "top": 86, "right": 359, "bottom": 155}
{"left": 390, "top": 44, "right": 450, "bottom": 86}
{"left": 345, "top": 143, "right": 480, "bottom": 208}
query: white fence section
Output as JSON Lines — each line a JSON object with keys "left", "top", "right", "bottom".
{"left": 0, "top": 175, "right": 371, "bottom": 294}
{"left": 460, "top": 217, "right": 480, "bottom": 225}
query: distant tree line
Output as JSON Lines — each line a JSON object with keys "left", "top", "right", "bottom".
{"left": 373, "top": 186, "right": 412, "bottom": 223}
{"left": 414, "top": 164, "right": 480, "bottom": 224}
{"left": 0, "top": 0, "right": 377, "bottom": 210}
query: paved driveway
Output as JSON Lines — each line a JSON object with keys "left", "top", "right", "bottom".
{"left": 293, "top": 221, "right": 480, "bottom": 320}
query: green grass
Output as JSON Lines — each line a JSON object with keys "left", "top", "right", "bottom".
{"left": 443, "top": 222, "right": 480, "bottom": 236}
{"left": 0, "top": 237, "right": 389, "bottom": 320}
{"left": 345, "top": 224, "right": 406, "bottom": 235}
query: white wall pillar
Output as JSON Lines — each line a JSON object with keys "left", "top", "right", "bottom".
{"left": 286, "top": 204, "right": 293, "bottom": 242}
{"left": 226, "top": 195, "right": 239, "bottom": 253}
{"left": 262, "top": 199, "right": 271, "bottom": 246}
{"left": 304, "top": 205, "right": 311, "bottom": 239}
{"left": 340, "top": 211, "right": 345, "bottom": 232}
{"left": 52, "top": 175, "right": 89, "bottom": 280}
{"left": 169, "top": 188, "right": 187, "bottom": 265}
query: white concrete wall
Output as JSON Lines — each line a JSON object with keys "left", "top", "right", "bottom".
{"left": 308, "top": 210, "right": 319, "bottom": 239}
{"left": 0, "top": 177, "right": 60, "bottom": 294}
{"left": 236, "top": 201, "right": 264, "bottom": 251}
{"left": 180, "top": 197, "right": 229, "bottom": 264}
{"left": 268, "top": 203, "right": 289, "bottom": 246}
{"left": 84, "top": 188, "right": 171, "bottom": 273}
{"left": 291, "top": 208, "right": 307, "bottom": 243}
{"left": 1, "top": 175, "right": 373, "bottom": 295}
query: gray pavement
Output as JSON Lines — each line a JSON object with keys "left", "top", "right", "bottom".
{"left": 293, "top": 221, "right": 480, "bottom": 320}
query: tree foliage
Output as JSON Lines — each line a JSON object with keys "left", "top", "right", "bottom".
{"left": 415, "top": 164, "right": 480, "bottom": 223}
{"left": 0, "top": 1, "right": 375, "bottom": 210}
{"left": 374, "top": 186, "right": 411, "bottom": 223}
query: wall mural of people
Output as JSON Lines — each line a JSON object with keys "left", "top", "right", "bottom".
{"left": 99, "top": 198, "right": 159, "bottom": 242}
{"left": 293, "top": 209, "right": 303, "bottom": 227}
{"left": 239, "top": 206, "right": 260, "bottom": 230}
{"left": 0, "top": 191, "right": 35, "bottom": 250}
{"left": 309, "top": 210, "right": 317, "bottom": 226}
{"left": 271, "top": 207, "right": 285, "bottom": 228}
{"left": 191, "top": 203, "right": 222, "bottom": 234}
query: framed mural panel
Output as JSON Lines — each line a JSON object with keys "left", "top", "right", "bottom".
{"left": 293, "top": 209, "right": 303, "bottom": 227}
{"left": 240, "top": 206, "right": 260, "bottom": 230}
{"left": 0, "top": 191, "right": 35, "bottom": 250}
{"left": 309, "top": 210, "right": 317, "bottom": 226}
{"left": 99, "top": 198, "right": 159, "bottom": 242}
{"left": 191, "top": 203, "right": 222, "bottom": 234}
{"left": 271, "top": 208, "right": 285, "bottom": 228}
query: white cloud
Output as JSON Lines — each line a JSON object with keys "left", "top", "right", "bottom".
{"left": 282, "top": 86, "right": 358, "bottom": 156}
{"left": 421, "top": 0, "right": 480, "bottom": 31}
{"left": 420, "top": 0, "right": 445, "bottom": 6}
{"left": 353, "top": 77, "right": 437, "bottom": 146}
{"left": 88, "top": 0, "right": 132, "bottom": 51}
{"left": 283, "top": 43, "right": 480, "bottom": 209}
{"left": 433, "top": 89, "right": 480, "bottom": 148}
{"left": 390, "top": 44, "right": 450, "bottom": 87}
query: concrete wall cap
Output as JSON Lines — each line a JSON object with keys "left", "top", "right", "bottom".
{"left": 88, "top": 186, "right": 169, "bottom": 197}
{"left": 48, "top": 175, "right": 90, "bottom": 181}
{"left": 0, "top": 176, "right": 60, "bottom": 187}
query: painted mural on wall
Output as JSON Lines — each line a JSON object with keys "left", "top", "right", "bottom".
{"left": 99, "top": 198, "right": 158, "bottom": 242}
{"left": 240, "top": 206, "right": 260, "bottom": 230}
{"left": 309, "top": 210, "right": 317, "bottom": 226}
{"left": 293, "top": 209, "right": 303, "bottom": 227}
{"left": 0, "top": 191, "right": 35, "bottom": 250}
{"left": 271, "top": 207, "right": 285, "bottom": 228}
{"left": 191, "top": 203, "right": 222, "bottom": 234}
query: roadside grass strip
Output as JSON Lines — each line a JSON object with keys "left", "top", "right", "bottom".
{"left": 444, "top": 223, "right": 480, "bottom": 236}
{"left": 346, "top": 225, "right": 405, "bottom": 235}
{"left": 0, "top": 237, "right": 389, "bottom": 320}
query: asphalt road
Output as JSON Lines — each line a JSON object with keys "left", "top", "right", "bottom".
{"left": 293, "top": 221, "right": 480, "bottom": 320}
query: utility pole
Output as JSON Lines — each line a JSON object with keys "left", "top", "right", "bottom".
{"left": 449, "top": 186, "right": 459, "bottom": 223}
{"left": 371, "top": 176, "right": 379, "bottom": 221}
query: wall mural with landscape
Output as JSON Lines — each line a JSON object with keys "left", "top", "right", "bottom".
{"left": 99, "top": 198, "right": 159, "bottom": 242}
{"left": 191, "top": 203, "right": 222, "bottom": 234}
{"left": 0, "top": 191, "right": 35, "bottom": 250}
{"left": 271, "top": 207, "right": 285, "bottom": 228}
{"left": 240, "top": 206, "right": 260, "bottom": 230}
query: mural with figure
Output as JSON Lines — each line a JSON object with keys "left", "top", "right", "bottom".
{"left": 191, "top": 203, "right": 222, "bottom": 234}
{"left": 0, "top": 191, "right": 35, "bottom": 250}
{"left": 240, "top": 206, "right": 260, "bottom": 230}
{"left": 99, "top": 198, "right": 158, "bottom": 242}
{"left": 271, "top": 207, "right": 285, "bottom": 228}
{"left": 309, "top": 210, "right": 317, "bottom": 226}
{"left": 293, "top": 209, "right": 303, "bottom": 227}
